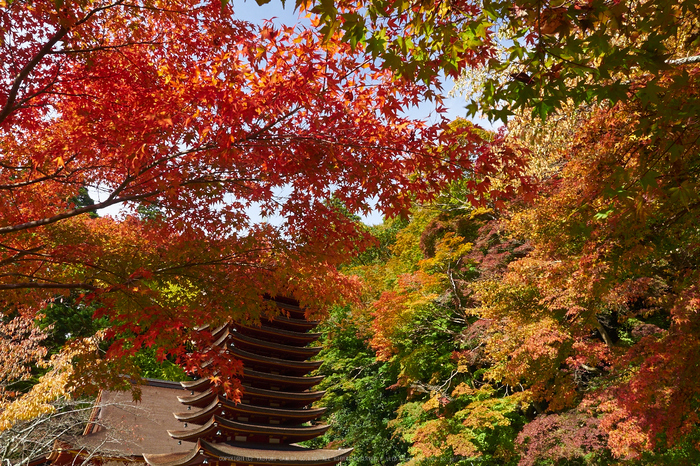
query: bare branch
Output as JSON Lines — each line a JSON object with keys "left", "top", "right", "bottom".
{"left": 48, "top": 41, "right": 162, "bottom": 55}
{"left": 0, "top": 282, "right": 98, "bottom": 291}
{"left": 667, "top": 55, "right": 700, "bottom": 66}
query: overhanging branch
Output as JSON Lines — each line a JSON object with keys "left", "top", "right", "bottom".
{"left": 0, "top": 282, "right": 98, "bottom": 291}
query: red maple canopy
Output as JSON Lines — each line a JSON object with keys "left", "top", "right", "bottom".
{"left": 0, "top": 0, "right": 525, "bottom": 396}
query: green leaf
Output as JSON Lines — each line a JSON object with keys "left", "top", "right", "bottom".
{"left": 594, "top": 208, "right": 614, "bottom": 221}
{"left": 640, "top": 169, "right": 660, "bottom": 189}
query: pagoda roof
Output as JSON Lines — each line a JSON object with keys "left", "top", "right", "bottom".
{"left": 211, "top": 322, "right": 229, "bottom": 340}
{"left": 264, "top": 315, "right": 320, "bottom": 332}
{"left": 180, "top": 368, "right": 325, "bottom": 393}
{"left": 243, "top": 385, "right": 326, "bottom": 402}
{"left": 181, "top": 377, "right": 213, "bottom": 392}
{"left": 178, "top": 386, "right": 326, "bottom": 407}
{"left": 242, "top": 368, "right": 324, "bottom": 389}
{"left": 144, "top": 443, "right": 204, "bottom": 466}
{"left": 228, "top": 330, "right": 322, "bottom": 359}
{"left": 208, "top": 327, "right": 323, "bottom": 362}
{"left": 194, "top": 322, "right": 229, "bottom": 339}
{"left": 234, "top": 323, "right": 321, "bottom": 346}
{"left": 178, "top": 387, "right": 217, "bottom": 406}
{"left": 144, "top": 439, "right": 352, "bottom": 466}
{"left": 264, "top": 295, "right": 308, "bottom": 317}
{"left": 212, "top": 327, "right": 231, "bottom": 348}
{"left": 272, "top": 300, "right": 307, "bottom": 318}
{"left": 168, "top": 415, "right": 329, "bottom": 442}
{"left": 174, "top": 396, "right": 326, "bottom": 424}
{"left": 229, "top": 346, "right": 323, "bottom": 374}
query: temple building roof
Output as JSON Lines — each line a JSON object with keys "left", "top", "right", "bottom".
{"left": 33, "top": 297, "right": 350, "bottom": 466}
{"left": 144, "top": 440, "right": 352, "bottom": 466}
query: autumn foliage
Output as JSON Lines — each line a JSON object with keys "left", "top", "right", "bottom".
{"left": 0, "top": 0, "right": 530, "bottom": 418}
{"left": 4, "top": 0, "right": 700, "bottom": 463}
{"left": 329, "top": 109, "right": 698, "bottom": 465}
{"left": 313, "top": 0, "right": 700, "bottom": 457}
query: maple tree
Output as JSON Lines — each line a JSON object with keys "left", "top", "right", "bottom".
{"left": 5, "top": 0, "right": 699, "bottom": 463}
{"left": 494, "top": 89, "right": 700, "bottom": 460}
{"left": 1, "top": 0, "right": 533, "bottom": 423}
{"left": 315, "top": 77, "right": 700, "bottom": 461}
{"left": 0, "top": 316, "right": 47, "bottom": 404}
{"left": 307, "top": 0, "right": 700, "bottom": 121}
{"left": 288, "top": 0, "right": 700, "bottom": 462}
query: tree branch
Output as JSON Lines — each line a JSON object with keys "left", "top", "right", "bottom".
{"left": 0, "top": 27, "right": 68, "bottom": 125}
{"left": 0, "top": 282, "right": 97, "bottom": 291}
{"left": 0, "top": 0, "right": 126, "bottom": 125}
{"left": 0, "top": 191, "right": 155, "bottom": 235}
{"left": 0, "top": 246, "right": 45, "bottom": 267}
{"left": 667, "top": 55, "right": 700, "bottom": 66}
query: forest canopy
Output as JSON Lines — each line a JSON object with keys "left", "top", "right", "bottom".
{"left": 2, "top": 0, "right": 700, "bottom": 464}
{"left": 0, "top": 0, "right": 519, "bottom": 411}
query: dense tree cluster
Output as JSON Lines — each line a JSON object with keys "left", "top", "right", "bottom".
{"left": 314, "top": 69, "right": 700, "bottom": 465}
{"left": 2, "top": 0, "right": 700, "bottom": 463}
{"left": 307, "top": 0, "right": 700, "bottom": 462}
{"left": 1, "top": 0, "right": 513, "bottom": 419}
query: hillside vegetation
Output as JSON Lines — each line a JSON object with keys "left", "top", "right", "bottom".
{"left": 313, "top": 101, "right": 700, "bottom": 465}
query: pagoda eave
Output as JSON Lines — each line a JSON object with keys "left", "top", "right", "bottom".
{"left": 243, "top": 369, "right": 324, "bottom": 390}
{"left": 143, "top": 441, "right": 204, "bottom": 466}
{"left": 264, "top": 315, "right": 320, "bottom": 332}
{"left": 174, "top": 397, "right": 326, "bottom": 424}
{"left": 145, "top": 440, "right": 353, "bottom": 466}
{"left": 229, "top": 346, "right": 323, "bottom": 375}
{"left": 241, "top": 386, "right": 326, "bottom": 409}
{"left": 233, "top": 324, "right": 321, "bottom": 346}
{"left": 181, "top": 378, "right": 214, "bottom": 391}
{"left": 169, "top": 416, "right": 329, "bottom": 442}
{"left": 229, "top": 331, "right": 322, "bottom": 360}
{"left": 213, "top": 328, "right": 231, "bottom": 348}
{"left": 178, "top": 388, "right": 217, "bottom": 407}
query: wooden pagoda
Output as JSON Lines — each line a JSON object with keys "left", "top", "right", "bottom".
{"left": 30, "top": 299, "right": 351, "bottom": 466}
